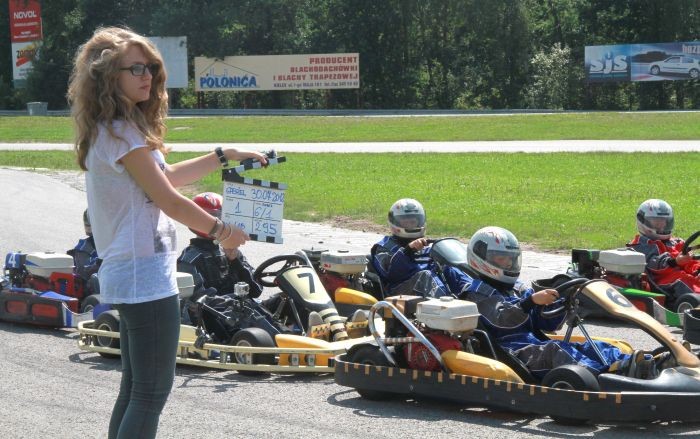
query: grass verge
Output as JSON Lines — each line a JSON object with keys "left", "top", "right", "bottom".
{"left": 1, "top": 112, "right": 700, "bottom": 142}
{"left": 2, "top": 150, "right": 697, "bottom": 252}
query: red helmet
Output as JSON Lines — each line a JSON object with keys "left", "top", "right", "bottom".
{"left": 190, "top": 192, "right": 223, "bottom": 238}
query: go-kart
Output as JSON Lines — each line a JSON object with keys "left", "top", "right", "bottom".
{"left": 565, "top": 230, "right": 700, "bottom": 327}
{"left": 304, "top": 237, "right": 461, "bottom": 305}
{"left": 77, "top": 251, "right": 376, "bottom": 374}
{"left": 303, "top": 247, "right": 384, "bottom": 307}
{"left": 1, "top": 251, "right": 108, "bottom": 327}
{"left": 335, "top": 238, "right": 700, "bottom": 424}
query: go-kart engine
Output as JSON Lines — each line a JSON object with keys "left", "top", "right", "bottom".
{"left": 404, "top": 332, "right": 461, "bottom": 371}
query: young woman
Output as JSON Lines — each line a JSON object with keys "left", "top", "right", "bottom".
{"left": 67, "top": 26, "right": 266, "bottom": 439}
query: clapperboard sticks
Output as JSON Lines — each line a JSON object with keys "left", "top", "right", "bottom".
{"left": 222, "top": 155, "right": 287, "bottom": 244}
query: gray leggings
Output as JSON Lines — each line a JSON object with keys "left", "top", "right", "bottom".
{"left": 109, "top": 294, "right": 180, "bottom": 439}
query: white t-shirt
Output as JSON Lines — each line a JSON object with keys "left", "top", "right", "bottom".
{"left": 85, "top": 120, "right": 178, "bottom": 304}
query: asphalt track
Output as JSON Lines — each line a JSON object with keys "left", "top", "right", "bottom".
{"left": 0, "top": 151, "right": 699, "bottom": 437}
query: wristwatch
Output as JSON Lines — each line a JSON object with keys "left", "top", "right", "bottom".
{"left": 214, "top": 147, "right": 229, "bottom": 168}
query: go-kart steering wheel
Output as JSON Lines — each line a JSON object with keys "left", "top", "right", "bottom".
{"left": 540, "top": 277, "right": 590, "bottom": 318}
{"left": 253, "top": 254, "right": 308, "bottom": 287}
{"left": 681, "top": 231, "right": 700, "bottom": 259}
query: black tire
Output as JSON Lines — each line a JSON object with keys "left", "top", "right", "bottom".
{"left": 80, "top": 294, "right": 102, "bottom": 313}
{"left": 542, "top": 365, "right": 600, "bottom": 425}
{"left": 349, "top": 345, "right": 394, "bottom": 401}
{"left": 690, "top": 69, "right": 699, "bottom": 79}
{"left": 674, "top": 293, "right": 700, "bottom": 314}
{"left": 229, "top": 327, "right": 276, "bottom": 376}
{"left": 94, "top": 310, "right": 120, "bottom": 358}
{"left": 650, "top": 65, "right": 660, "bottom": 75}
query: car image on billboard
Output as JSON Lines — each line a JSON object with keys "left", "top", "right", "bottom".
{"left": 649, "top": 55, "right": 700, "bottom": 79}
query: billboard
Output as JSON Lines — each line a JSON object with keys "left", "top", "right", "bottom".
{"left": 149, "top": 36, "right": 188, "bottom": 89}
{"left": 194, "top": 53, "right": 359, "bottom": 91}
{"left": 586, "top": 41, "right": 700, "bottom": 83}
{"left": 9, "top": 0, "right": 43, "bottom": 88}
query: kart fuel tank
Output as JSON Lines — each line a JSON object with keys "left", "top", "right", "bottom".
{"left": 320, "top": 250, "right": 367, "bottom": 274}
{"left": 25, "top": 252, "right": 74, "bottom": 278}
{"left": 416, "top": 296, "right": 479, "bottom": 332}
{"left": 598, "top": 249, "right": 646, "bottom": 275}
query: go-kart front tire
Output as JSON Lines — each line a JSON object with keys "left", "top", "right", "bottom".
{"left": 541, "top": 365, "right": 600, "bottom": 425}
{"left": 94, "top": 309, "right": 120, "bottom": 358}
{"left": 349, "top": 345, "right": 394, "bottom": 401}
{"left": 229, "top": 327, "right": 276, "bottom": 376}
{"left": 80, "top": 294, "right": 102, "bottom": 313}
{"left": 674, "top": 293, "right": 700, "bottom": 314}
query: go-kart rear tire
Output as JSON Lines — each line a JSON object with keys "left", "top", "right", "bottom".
{"left": 542, "top": 365, "right": 600, "bottom": 425}
{"left": 94, "top": 309, "right": 120, "bottom": 358}
{"left": 229, "top": 327, "right": 276, "bottom": 376}
{"left": 349, "top": 345, "right": 394, "bottom": 401}
{"left": 80, "top": 294, "right": 102, "bottom": 313}
{"left": 674, "top": 293, "right": 700, "bottom": 314}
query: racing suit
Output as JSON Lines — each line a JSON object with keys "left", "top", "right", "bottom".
{"left": 454, "top": 273, "right": 630, "bottom": 379}
{"left": 370, "top": 235, "right": 467, "bottom": 298}
{"left": 177, "top": 238, "right": 262, "bottom": 324}
{"left": 627, "top": 234, "right": 700, "bottom": 295}
{"left": 67, "top": 235, "right": 100, "bottom": 282}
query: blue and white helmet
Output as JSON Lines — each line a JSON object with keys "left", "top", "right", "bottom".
{"left": 388, "top": 198, "right": 426, "bottom": 239}
{"left": 467, "top": 226, "right": 522, "bottom": 287}
{"left": 636, "top": 199, "right": 674, "bottom": 240}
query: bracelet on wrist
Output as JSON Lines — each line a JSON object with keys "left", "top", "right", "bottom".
{"left": 215, "top": 147, "right": 229, "bottom": 168}
{"left": 215, "top": 223, "right": 232, "bottom": 244}
{"left": 218, "top": 227, "right": 236, "bottom": 245}
{"left": 209, "top": 218, "right": 223, "bottom": 238}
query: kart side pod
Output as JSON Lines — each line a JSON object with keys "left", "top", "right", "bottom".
{"left": 442, "top": 350, "right": 524, "bottom": 383}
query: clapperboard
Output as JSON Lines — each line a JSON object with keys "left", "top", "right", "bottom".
{"left": 221, "top": 155, "right": 287, "bottom": 244}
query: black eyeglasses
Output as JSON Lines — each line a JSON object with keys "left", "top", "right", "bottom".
{"left": 119, "top": 63, "right": 160, "bottom": 77}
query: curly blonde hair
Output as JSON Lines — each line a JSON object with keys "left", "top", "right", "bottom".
{"left": 67, "top": 26, "right": 169, "bottom": 170}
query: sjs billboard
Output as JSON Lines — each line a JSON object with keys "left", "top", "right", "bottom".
{"left": 586, "top": 41, "right": 700, "bottom": 83}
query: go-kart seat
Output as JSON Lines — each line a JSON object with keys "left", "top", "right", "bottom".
{"left": 471, "top": 326, "right": 539, "bottom": 385}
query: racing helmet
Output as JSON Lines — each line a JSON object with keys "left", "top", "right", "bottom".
{"left": 636, "top": 199, "right": 674, "bottom": 240}
{"left": 467, "top": 226, "right": 522, "bottom": 288}
{"left": 83, "top": 209, "right": 92, "bottom": 236}
{"left": 388, "top": 198, "right": 426, "bottom": 239}
{"left": 190, "top": 192, "right": 223, "bottom": 238}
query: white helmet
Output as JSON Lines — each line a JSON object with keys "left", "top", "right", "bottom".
{"left": 388, "top": 198, "right": 426, "bottom": 239}
{"left": 467, "top": 226, "right": 522, "bottom": 287}
{"left": 636, "top": 199, "right": 674, "bottom": 240}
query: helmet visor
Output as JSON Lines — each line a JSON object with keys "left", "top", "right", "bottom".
{"left": 395, "top": 213, "right": 425, "bottom": 233}
{"left": 486, "top": 249, "right": 522, "bottom": 273}
{"left": 643, "top": 215, "right": 673, "bottom": 236}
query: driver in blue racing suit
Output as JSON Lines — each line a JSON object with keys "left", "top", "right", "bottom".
{"left": 453, "top": 226, "right": 657, "bottom": 380}
{"left": 67, "top": 209, "right": 101, "bottom": 293}
{"left": 370, "top": 198, "right": 469, "bottom": 298}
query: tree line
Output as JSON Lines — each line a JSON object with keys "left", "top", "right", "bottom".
{"left": 1, "top": 0, "right": 699, "bottom": 111}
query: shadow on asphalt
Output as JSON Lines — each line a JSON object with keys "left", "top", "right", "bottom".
{"left": 68, "top": 351, "right": 121, "bottom": 371}
{"left": 326, "top": 389, "right": 700, "bottom": 436}
{"left": 0, "top": 321, "right": 77, "bottom": 339}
